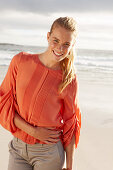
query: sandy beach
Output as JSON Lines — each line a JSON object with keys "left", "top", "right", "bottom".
{"left": 76, "top": 69, "right": 113, "bottom": 170}
{"left": 0, "top": 65, "right": 113, "bottom": 170}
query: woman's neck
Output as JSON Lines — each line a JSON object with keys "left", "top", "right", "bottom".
{"left": 38, "top": 51, "right": 61, "bottom": 70}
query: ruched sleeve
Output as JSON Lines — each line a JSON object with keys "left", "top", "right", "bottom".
{"left": 62, "top": 76, "right": 81, "bottom": 149}
{"left": 0, "top": 52, "right": 22, "bottom": 133}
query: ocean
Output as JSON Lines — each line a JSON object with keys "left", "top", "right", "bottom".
{"left": 0, "top": 43, "right": 113, "bottom": 75}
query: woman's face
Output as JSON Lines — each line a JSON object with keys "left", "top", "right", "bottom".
{"left": 47, "top": 26, "right": 75, "bottom": 62}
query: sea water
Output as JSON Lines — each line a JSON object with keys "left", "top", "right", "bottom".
{"left": 0, "top": 43, "right": 113, "bottom": 75}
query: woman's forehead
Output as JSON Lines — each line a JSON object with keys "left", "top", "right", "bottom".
{"left": 51, "top": 26, "right": 74, "bottom": 42}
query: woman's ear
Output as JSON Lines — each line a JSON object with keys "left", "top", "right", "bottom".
{"left": 47, "top": 32, "right": 50, "bottom": 42}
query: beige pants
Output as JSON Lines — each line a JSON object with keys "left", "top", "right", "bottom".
{"left": 8, "top": 137, "right": 65, "bottom": 170}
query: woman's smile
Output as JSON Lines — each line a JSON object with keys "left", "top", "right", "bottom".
{"left": 52, "top": 50, "right": 63, "bottom": 57}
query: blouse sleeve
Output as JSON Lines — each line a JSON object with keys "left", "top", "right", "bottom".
{"left": 0, "top": 52, "right": 22, "bottom": 133}
{"left": 62, "top": 75, "right": 81, "bottom": 149}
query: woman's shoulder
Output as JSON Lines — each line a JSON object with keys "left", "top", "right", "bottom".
{"left": 13, "top": 51, "right": 39, "bottom": 64}
{"left": 19, "top": 51, "right": 35, "bottom": 60}
{"left": 12, "top": 51, "right": 30, "bottom": 62}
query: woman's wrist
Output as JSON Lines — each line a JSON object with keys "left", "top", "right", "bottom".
{"left": 27, "top": 125, "right": 36, "bottom": 137}
{"left": 66, "top": 151, "right": 73, "bottom": 170}
{"left": 14, "top": 113, "right": 36, "bottom": 137}
{"left": 32, "top": 126, "right": 39, "bottom": 138}
{"left": 66, "top": 164, "right": 72, "bottom": 170}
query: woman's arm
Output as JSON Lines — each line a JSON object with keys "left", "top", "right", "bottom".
{"left": 14, "top": 112, "right": 61, "bottom": 144}
{"left": 64, "top": 134, "right": 75, "bottom": 170}
{"left": 14, "top": 112, "right": 35, "bottom": 136}
{"left": 62, "top": 77, "right": 81, "bottom": 170}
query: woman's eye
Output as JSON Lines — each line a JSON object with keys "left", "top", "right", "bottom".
{"left": 53, "top": 40, "right": 58, "bottom": 43}
{"left": 63, "top": 44, "right": 70, "bottom": 48}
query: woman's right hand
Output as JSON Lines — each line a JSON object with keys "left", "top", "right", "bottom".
{"left": 33, "top": 126, "right": 61, "bottom": 144}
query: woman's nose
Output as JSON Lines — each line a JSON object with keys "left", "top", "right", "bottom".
{"left": 56, "top": 44, "right": 63, "bottom": 52}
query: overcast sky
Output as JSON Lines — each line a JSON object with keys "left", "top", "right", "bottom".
{"left": 0, "top": 0, "right": 113, "bottom": 50}
{"left": 0, "top": 0, "right": 113, "bottom": 13}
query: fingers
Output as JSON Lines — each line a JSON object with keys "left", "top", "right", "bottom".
{"left": 46, "top": 128, "right": 61, "bottom": 137}
{"left": 46, "top": 127, "right": 60, "bottom": 132}
{"left": 46, "top": 127, "right": 57, "bottom": 129}
{"left": 36, "top": 127, "right": 61, "bottom": 144}
{"left": 48, "top": 132, "right": 61, "bottom": 140}
{"left": 46, "top": 128, "right": 61, "bottom": 134}
{"left": 44, "top": 138, "right": 60, "bottom": 144}
{"left": 47, "top": 129, "right": 60, "bottom": 134}
{"left": 45, "top": 132, "right": 61, "bottom": 144}
{"left": 50, "top": 133, "right": 61, "bottom": 138}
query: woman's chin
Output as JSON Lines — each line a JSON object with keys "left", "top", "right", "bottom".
{"left": 52, "top": 51, "right": 64, "bottom": 61}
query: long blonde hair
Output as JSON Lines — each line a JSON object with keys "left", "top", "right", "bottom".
{"left": 50, "top": 17, "right": 77, "bottom": 94}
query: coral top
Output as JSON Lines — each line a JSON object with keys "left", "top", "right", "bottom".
{"left": 0, "top": 52, "right": 81, "bottom": 149}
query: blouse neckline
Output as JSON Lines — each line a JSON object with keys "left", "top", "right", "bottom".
{"left": 36, "top": 54, "right": 62, "bottom": 73}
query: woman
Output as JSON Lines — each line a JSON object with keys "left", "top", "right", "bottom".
{"left": 0, "top": 17, "right": 81, "bottom": 170}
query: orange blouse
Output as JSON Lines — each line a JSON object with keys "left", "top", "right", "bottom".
{"left": 0, "top": 52, "right": 81, "bottom": 149}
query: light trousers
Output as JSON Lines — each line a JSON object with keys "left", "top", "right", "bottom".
{"left": 8, "top": 137, "right": 65, "bottom": 170}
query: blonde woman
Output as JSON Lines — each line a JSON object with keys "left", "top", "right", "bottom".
{"left": 0, "top": 17, "right": 81, "bottom": 170}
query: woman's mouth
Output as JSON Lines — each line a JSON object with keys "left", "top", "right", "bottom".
{"left": 53, "top": 50, "right": 63, "bottom": 57}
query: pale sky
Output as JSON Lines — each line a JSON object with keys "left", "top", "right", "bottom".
{"left": 0, "top": 0, "right": 113, "bottom": 50}
{"left": 0, "top": 0, "right": 113, "bottom": 13}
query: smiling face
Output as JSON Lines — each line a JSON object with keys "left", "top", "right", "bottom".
{"left": 47, "top": 26, "right": 75, "bottom": 62}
